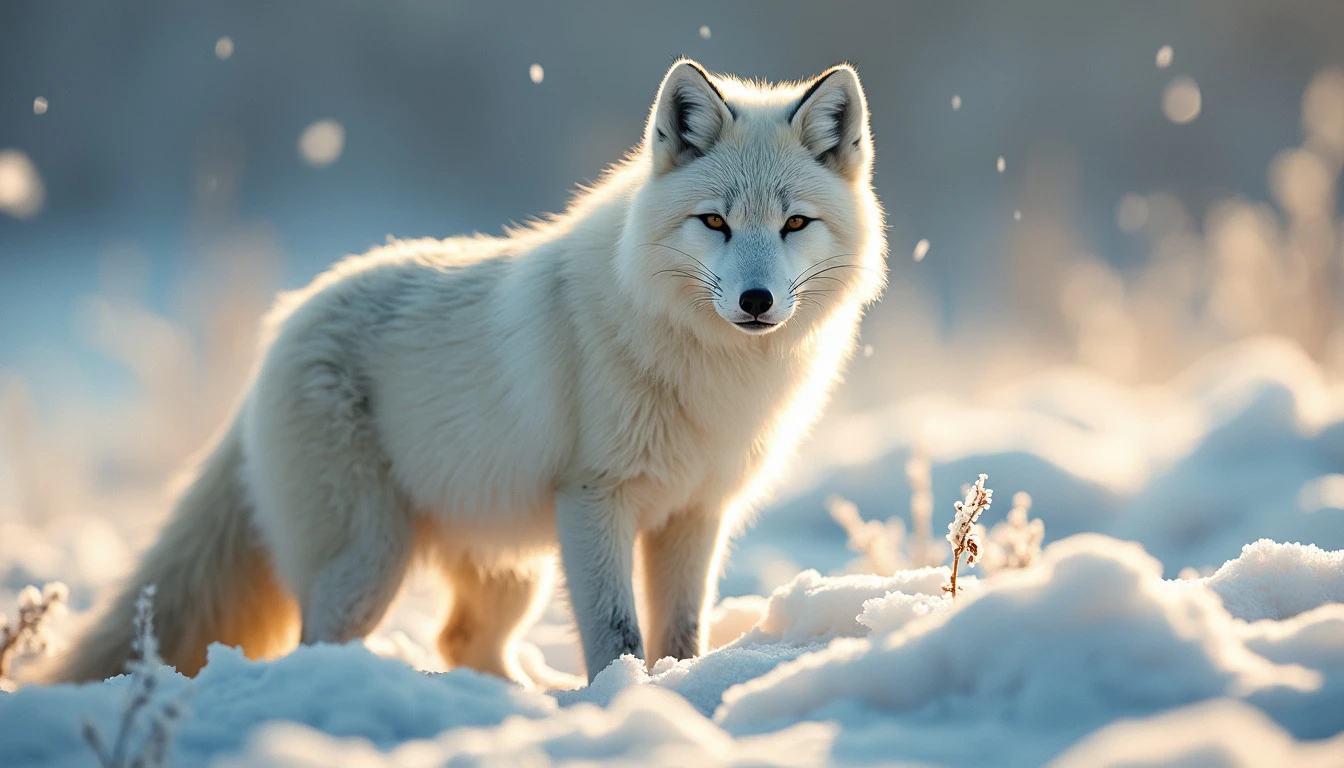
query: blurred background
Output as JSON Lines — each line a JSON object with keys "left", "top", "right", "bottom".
{"left": 3, "top": 0, "right": 1344, "bottom": 618}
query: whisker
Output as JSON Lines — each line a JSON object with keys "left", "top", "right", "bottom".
{"left": 793, "top": 263, "right": 872, "bottom": 290}
{"left": 640, "top": 243, "right": 722, "bottom": 283}
{"left": 653, "top": 268, "right": 723, "bottom": 297}
{"left": 790, "top": 254, "right": 856, "bottom": 291}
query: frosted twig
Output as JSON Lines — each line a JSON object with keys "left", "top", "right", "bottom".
{"left": 944, "top": 474, "right": 993, "bottom": 598}
{"left": 0, "top": 581, "right": 67, "bottom": 689}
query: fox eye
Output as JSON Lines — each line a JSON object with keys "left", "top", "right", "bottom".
{"left": 698, "top": 213, "right": 731, "bottom": 238}
{"left": 782, "top": 215, "right": 813, "bottom": 235}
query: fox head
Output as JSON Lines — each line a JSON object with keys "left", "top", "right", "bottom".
{"left": 620, "top": 59, "right": 886, "bottom": 342}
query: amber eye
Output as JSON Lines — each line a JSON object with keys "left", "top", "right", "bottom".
{"left": 700, "top": 213, "right": 727, "bottom": 231}
{"left": 783, "top": 215, "right": 812, "bottom": 234}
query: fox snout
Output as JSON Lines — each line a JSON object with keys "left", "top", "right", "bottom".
{"left": 738, "top": 288, "right": 773, "bottom": 317}
{"left": 721, "top": 284, "right": 791, "bottom": 334}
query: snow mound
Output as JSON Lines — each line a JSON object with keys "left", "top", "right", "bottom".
{"left": 2, "top": 537, "right": 1340, "bottom": 768}
{"left": 707, "top": 595, "right": 769, "bottom": 649}
{"left": 716, "top": 534, "right": 1319, "bottom": 739}
{"left": 856, "top": 590, "right": 948, "bottom": 636}
{"left": 0, "top": 643, "right": 556, "bottom": 768}
{"left": 732, "top": 566, "right": 963, "bottom": 647}
{"left": 1049, "top": 698, "right": 1344, "bottom": 768}
{"left": 1239, "top": 604, "right": 1344, "bottom": 738}
{"left": 218, "top": 686, "right": 836, "bottom": 768}
{"left": 1202, "top": 539, "right": 1344, "bottom": 621}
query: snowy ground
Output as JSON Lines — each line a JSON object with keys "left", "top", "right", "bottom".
{"left": 2, "top": 336, "right": 1344, "bottom": 767}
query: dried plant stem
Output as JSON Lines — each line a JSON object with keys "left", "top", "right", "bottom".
{"left": 944, "top": 474, "right": 993, "bottom": 599}
{"left": 906, "top": 448, "right": 934, "bottom": 567}
{"left": 81, "top": 585, "right": 187, "bottom": 768}
{"left": 0, "top": 581, "right": 67, "bottom": 685}
{"left": 948, "top": 546, "right": 964, "bottom": 598}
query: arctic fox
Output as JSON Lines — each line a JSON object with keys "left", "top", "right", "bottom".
{"left": 54, "top": 59, "right": 886, "bottom": 685}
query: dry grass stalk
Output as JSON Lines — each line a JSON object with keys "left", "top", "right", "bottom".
{"left": 944, "top": 474, "right": 993, "bottom": 598}
{"left": 81, "top": 585, "right": 188, "bottom": 768}
{"left": 906, "top": 447, "right": 939, "bottom": 567}
{"left": 986, "top": 491, "right": 1045, "bottom": 571}
{"left": 827, "top": 495, "right": 907, "bottom": 576}
{"left": 0, "top": 581, "right": 67, "bottom": 690}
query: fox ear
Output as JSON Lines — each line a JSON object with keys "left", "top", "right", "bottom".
{"left": 790, "top": 65, "right": 871, "bottom": 178}
{"left": 649, "top": 60, "right": 734, "bottom": 174}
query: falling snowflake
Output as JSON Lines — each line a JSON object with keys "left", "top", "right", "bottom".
{"left": 298, "top": 120, "right": 345, "bottom": 168}
{"left": 996, "top": 156, "right": 1006, "bottom": 173}
{"left": 862, "top": 344, "right": 874, "bottom": 358}
{"left": 1156, "top": 45, "right": 1173, "bottom": 69}
{"left": 1163, "top": 76, "right": 1201, "bottom": 124}
{"left": 913, "top": 239, "right": 930, "bottom": 262}
{"left": 699, "top": 25, "right": 712, "bottom": 40}
{"left": 0, "top": 149, "right": 45, "bottom": 218}
{"left": 32, "top": 97, "right": 47, "bottom": 115}
{"left": 529, "top": 64, "right": 545, "bottom": 84}
{"left": 215, "top": 36, "right": 234, "bottom": 61}
{"left": 1013, "top": 210, "right": 1022, "bottom": 221}
{"left": 951, "top": 94, "right": 962, "bottom": 111}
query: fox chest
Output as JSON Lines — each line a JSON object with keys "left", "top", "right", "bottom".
{"left": 585, "top": 366, "right": 786, "bottom": 510}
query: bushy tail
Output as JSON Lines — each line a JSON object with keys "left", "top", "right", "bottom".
{"left": 48, "top": 420, "right": 298, "bottom": 683}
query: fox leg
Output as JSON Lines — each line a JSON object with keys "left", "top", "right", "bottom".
{"left": 439, "top": 557, "right": 553, "bottom": 684}
{"left": 297, "top": 481, "right": 415, "bottom": 645}
{"left": 640, "top": 508, "right": 725, "bottom": 662}
{"left": 554, "top": 484, "right": 643, "bottom": 681}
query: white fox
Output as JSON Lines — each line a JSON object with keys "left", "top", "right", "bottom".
{"left": 53, "top": 59, "right": 886, "bottom": 685}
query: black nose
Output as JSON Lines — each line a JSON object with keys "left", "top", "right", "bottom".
{"left": 738, "top": 288, "right": 773, "bottom": 318}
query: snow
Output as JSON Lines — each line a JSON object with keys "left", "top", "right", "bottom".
{"left": 0, "top": 645, "right": 557, "bottom": 768}
{"left": 1200, "top": 539, "right": 1344, "bottom": 621}
{"left": 1051, "top": 699, "right": 1344, "bottom": 768}
{"left": 2, "top": 339, "right": 1343, "bottom": 765}
{"left": 221, "top": 686, "right": 836, "bottom": 768}
{"left": 730, "top": 567, "right": 961, "bottom": 648}
{"left": 714, "top": 534, "right": 1326, "bottom": 766}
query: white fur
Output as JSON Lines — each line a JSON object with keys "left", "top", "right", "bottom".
{"left": 59, "top": 60, "right": 887, "bottom": 684}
